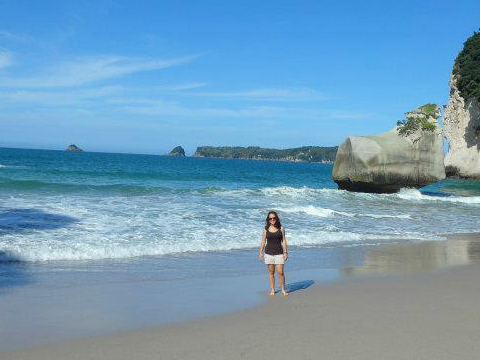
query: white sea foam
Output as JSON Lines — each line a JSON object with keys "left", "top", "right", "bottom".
{"left": 0, "top": 163, "right": 27, "bottom": 170}
{"left": 278, "top": 205, "right": 411, "bottom": 219}
{"left": 396, "top": 188, "right": 480, "bottom": 205}
{"left": 0, "top": 228, "right": 430, "bottom": 262}
{"left": 363, "top": 213, "right": 411, "bottom": 219}
{"left": 213, "top": 188, "right": 258, "bottom": 197}
{"left": 0, "top": 182, "right": 477, "bottom": 263}
{"left": 0, "top": 193, "right": 431, "bottom": 262}
{"left": 278, "top": 205, "right": 337, "bottom": 217}
{"left": 289, "top": 231, "right": 434, "bottom": 248}
{"left": 260, "top": 186, "right": 328, "bottom": 198}
{"left": 212, "top": 186, "right": 338, "bottom": 201}
{"left": 256, "top": 185, "right": 480, "bottom": 206}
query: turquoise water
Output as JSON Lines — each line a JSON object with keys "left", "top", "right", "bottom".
{"left": 1, "top": 147, "right": 480, "bottom": 262}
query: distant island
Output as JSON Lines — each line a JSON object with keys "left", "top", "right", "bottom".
{"left": 65, "top": 144, "right": 83, "bottom": 152}
{"left": 168, "top": 146, "right": 186, "bottom": 157}
{"left": 193, "top": 146, "right": 338, "bottom": 163}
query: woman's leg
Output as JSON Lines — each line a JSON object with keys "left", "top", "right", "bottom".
{"left": 268, "top": 264, "right": 275, "bottom": 295}
{"left": 276, "top": 264, "right": 288, "bottom": 296}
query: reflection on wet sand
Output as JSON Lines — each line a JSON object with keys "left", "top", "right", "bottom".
{"left": 342, "top": 233, "right": 480, "bottom": 276}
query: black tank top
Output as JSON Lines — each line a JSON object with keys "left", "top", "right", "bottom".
{"left": 265, "top": 228, "right": 284, "bottom": 255}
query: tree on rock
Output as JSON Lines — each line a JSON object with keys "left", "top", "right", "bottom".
{"left": 396, "top": 104, "right": 440, "bottom": 136}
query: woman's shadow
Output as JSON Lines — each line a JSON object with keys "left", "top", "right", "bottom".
{"left": 282, "top": 280, "right": 315, "bottom": 294}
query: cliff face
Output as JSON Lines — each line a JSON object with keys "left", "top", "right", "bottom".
{"left": 333, "top": 104, "right": 445, "bottom": 193}
{"left": 444, "top": 74, "right": 480, "bottom": 178}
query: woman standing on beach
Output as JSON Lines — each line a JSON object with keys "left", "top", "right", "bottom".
{"left": 258, "top": 211, "right": 289, "bottom": 296}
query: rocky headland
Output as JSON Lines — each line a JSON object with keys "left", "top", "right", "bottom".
{"left": 444, "top": 30, "right": 480, "bottom": 178}
{"left": 168, "top": 146, "right": 186, "bottom": 157}
{"left": 192, "top": 146, "right": 337, "bottom": 163}
{"left": 332, "top": 104, "right": 445, "bottom": 193}
{"left": 65, "top": 144, "right": 82, "bottom": 152}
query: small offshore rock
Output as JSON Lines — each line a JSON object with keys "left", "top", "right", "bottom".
{"left": 168, "top": 146, "right": 186, "bottom": 157}
{"left": 65, "top": 144, "right": 83, "bottom": 152}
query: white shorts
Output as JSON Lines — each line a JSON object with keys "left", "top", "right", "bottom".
{"left": 264, "top": 254, "right": 285, "bottom": 265}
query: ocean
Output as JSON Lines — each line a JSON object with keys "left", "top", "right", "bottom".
{"left": 1, "top": 147, "right": 480, "bottom": 263}
{"left": 2, "top": 147, "right": 480, "bottom": 350}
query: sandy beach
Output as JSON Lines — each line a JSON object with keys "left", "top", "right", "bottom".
{"left": 2, "top": 233, "right": 480, "bottom": 360}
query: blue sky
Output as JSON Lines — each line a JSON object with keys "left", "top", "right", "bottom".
{"left": 1, "top": 0, "right": 479, "bottom": 155}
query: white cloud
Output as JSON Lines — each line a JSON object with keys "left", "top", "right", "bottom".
{"left": 190, "top": 87, "right": 328, "bottom": 101}
{"left": 127, "top": 82, "right": 208, "bottom": 92}
{"left": 0, "top": 83, "right": 209, "bottom": 107}
{"left": 113, "top": 97, "right": 368, "bottom": 120}
{"left": 1, "top": 86, "right": 123, "bottom": 105}
{"left": 328, "top": 111, "right": 370, "bottom": 120}
{"left": 166, "top": 82, "right": 208, "bottom": 91}
{"left": 0, "top": 30, "right": 32, "bottom": 42}
{"left": 113, "top": 98, "right": 285, "bottom": 118}
{"left": 0, "top": 53, "right": 202, "bottom": 88}
{"left": 0, "top": 50, "right": 14, "bottom": 70}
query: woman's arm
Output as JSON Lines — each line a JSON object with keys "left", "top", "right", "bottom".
{"left": 258, "top": 229, "right": 267, "bottom": 259}
{"left": 281, "top": 226, "right": 288, "bottom": 260}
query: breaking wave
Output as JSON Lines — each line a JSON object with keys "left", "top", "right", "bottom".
{"left": 395, "top": 188, "right": 480, "bottom": 205}
{"left": 278, "top": 205, "right": 411, "bottom": 219}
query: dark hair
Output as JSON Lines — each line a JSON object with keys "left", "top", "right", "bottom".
{"left": 265, "top": 210, "right": 282, "bottom": 230}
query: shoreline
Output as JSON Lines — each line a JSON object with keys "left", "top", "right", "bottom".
{"left": 2, "top": 233, "right": 480, "bottom": 359}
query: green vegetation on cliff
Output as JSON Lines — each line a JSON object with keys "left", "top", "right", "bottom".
{"left": 193, "top": 146, "right": 337, "bottom": 162}
{"left": 396, "top": 103, "right": 439, "bottom": 136}
{"left": 453, "top": 29, "right": 480, "bottom": 104}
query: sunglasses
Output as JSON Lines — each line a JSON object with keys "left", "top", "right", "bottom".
{"left": 268, "top": 217, "right": 277, "bottom": 220}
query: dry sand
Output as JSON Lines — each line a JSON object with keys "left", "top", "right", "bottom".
{"left": 3, "top": 235, "right": 480, "bottom": 360}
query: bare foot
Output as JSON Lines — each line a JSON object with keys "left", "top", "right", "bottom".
{"left": 269, "top": 289, "right": 275, "bottom": 296}
{"left": 281, "top": 290, "right": 289, "bottom": 296}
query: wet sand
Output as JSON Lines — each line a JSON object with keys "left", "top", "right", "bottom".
{"left": 2, "top": 233, "right": 480, "bottom": 360}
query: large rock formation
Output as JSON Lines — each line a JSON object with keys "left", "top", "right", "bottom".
{"left": 444, "top": 75, "right": 480, "bottom": 178}
{"left": 443, "top": 30, "right": 480, "bottom": 178}
{"left": 333, "top": 104, "right": 445, "bottom": 193}
{"left": 168, "top": 146, "right": 186, "bottom": 157}
{"left": 65, "top": 144, "right": 82, "bottom": 152}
